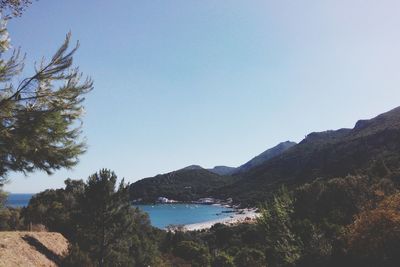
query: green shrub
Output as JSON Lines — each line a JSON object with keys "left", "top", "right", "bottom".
{"left": 175, "top": 240, "right": 211, "bottom": 267}
{"left": 212, "top": 252, "right": 235, "bottom": 267}
{"left": 234, "top": 247, "right": 266, "bottom": 267}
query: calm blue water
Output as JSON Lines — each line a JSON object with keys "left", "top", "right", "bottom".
{"left": 6, "top": 193, "right": 34, "bottom": 208}
{"left": 136, "top": 204, "right": 234, "bottom": 229}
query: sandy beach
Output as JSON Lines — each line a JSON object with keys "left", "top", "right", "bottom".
{"left": 183, "top": 208, "right": 259, "bottom": 231}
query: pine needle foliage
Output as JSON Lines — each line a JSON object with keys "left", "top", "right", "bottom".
{"left": 0, "top": 21, "right": 93, "bottom": 184}
{"left": 0, "top": 0, "right": 34, "bottom": 18}
{"left": 258, "top": 186, "right": 303, "bottom": 267}
{"left": 76, "top": 169, "right": 160, "bottom": 267}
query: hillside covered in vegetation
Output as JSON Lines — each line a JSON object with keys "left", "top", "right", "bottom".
{"left": 129, "top": 168, "right": 237, "bottom": 203}
{"left": 129, "top": 141, "right": 296, "bottom": 203}
{"left": 130, "top": 107, "right": 400, "bottom": 206}
{"left": 215, "top": 106, "right": 400, "bottom": 205}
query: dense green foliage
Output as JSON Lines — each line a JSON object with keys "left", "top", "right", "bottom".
{"left": 158, "top": 174, "right": 400, "bottom": 267}
{"left": 76, "top": 170, "right": 161, "bottom": 266}
{"left": 160, "top": 222, "right": 267, "bottom": 267}
{"left": 258, "top": 187, "right": 302, "bottom": 267}
{"left": 0, "top": 206, "right": 23, "bottom": 230}
{"left": 233, "top": 247, "right": 266, "bottom": 267}
{"left": 23, "top": 170, "right": 163, "bottom": 267}
{"left": 22, "top": 178, "right": 84, "bottom": 237}
{"left": 174, "top": 240, "right": 211, "bottom": 267}
{"left": 211, "top": 252, "right": 234, "bottom": 267}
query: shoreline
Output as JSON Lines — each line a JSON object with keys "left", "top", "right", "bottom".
{"left": 183, "top": 208, "right": 259, "bottom": 231}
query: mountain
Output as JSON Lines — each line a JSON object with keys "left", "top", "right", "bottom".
{"left": 179, "top": 165, "right": 204, "bottom": 171}
{"left": 129, "top": 168, "right": 236, "bottom": 202}
{"left": 179, "top": 165, "right": 236, "bottom": 175}
{"left": 129, "top": 141, "right": 297, "bottom": 202}
{"left": 130, "top": 106, "right": 400, "bottom": 205}
{"left": 208, "top": 166, "right": 237, "bottom": 175}
{"left": 234, "top": 141, "right": 297, "bottom": 174}
{"left": 213, "top": 106, "right": 400, "bottom": 205}
{"left": 208, "top": 142, "right": 297, "bottom": 175}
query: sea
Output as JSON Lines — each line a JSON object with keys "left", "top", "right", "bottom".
{"left": 6, "top": 194, "right": 233, "bottom": 229}
{"left": 5, "top": 193, "right": 34, "bottom": 208}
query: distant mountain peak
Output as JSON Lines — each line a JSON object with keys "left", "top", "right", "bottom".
{"left": 208, "top": 166, "right": 236, "bottom": 176}
{"left": 179, "top": 165, "right": 204, "bottom": 171}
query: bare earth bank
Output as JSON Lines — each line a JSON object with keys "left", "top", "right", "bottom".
{"left": 0, "top": 231, "right": 69, "bottom": 267}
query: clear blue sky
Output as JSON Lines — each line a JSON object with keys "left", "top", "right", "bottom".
{"left": 5, "top": 0, "right": 400, "bottom": 193}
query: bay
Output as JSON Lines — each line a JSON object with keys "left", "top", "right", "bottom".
{"left": 135, "top": 204, "right": 234, "bottom": 229}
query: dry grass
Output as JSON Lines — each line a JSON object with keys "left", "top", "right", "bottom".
{"left": 0, "top": 231, "right": 69, "bottom": 267}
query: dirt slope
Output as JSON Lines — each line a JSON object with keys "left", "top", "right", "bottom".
{"left": 0, "top": 231, "right": 68, "bottom": 267}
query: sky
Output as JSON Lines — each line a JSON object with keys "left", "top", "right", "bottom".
{"left": 4, "top": 0, "right": 400, "bottom": 193}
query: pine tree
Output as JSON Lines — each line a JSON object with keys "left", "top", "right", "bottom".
{"left": 75, "top": 169, "right": 160, "bottom": 267}
{"left": 0, "top": 20, "right": 93, "bottom": 185}
{"left": 257, "top": 187, "right": 303, "bottom": 267}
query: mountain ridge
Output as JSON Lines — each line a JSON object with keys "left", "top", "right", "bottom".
{"left": 129, "top": 141, "right": 297, "bottom": 202}
{"left": 234, "top": 141, "right": 297, "bottom": 174}
{"left": 212, "top": 106, "right": 400, "bottom": 204}
{"left": 130, "top": 106, "right": 400, "bottom": 205}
